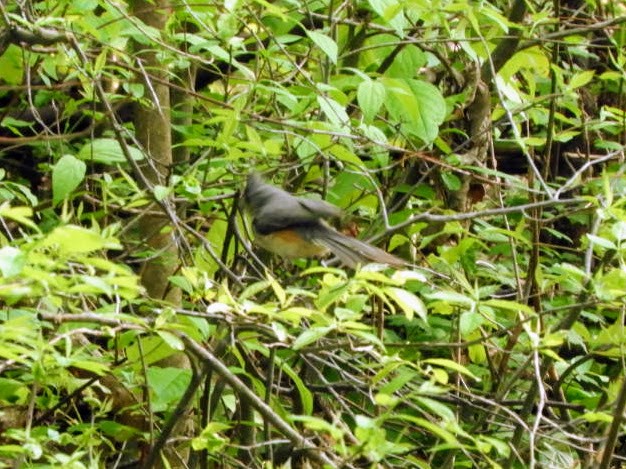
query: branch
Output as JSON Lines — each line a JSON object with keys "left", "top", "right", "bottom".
{"left": 370, "top": 196, "right": 590, "bottom": 243}
{"left": 38, "top": 313, "right": 340, "bottom": 467}
{"left": 599, "top": 373, "right": 626, "bottom": 469}
{"left": 520, "top": 16, "right": 626, "bottom": 51}
{"left": 179, "top": 333, "right": 341, "bottom": 468}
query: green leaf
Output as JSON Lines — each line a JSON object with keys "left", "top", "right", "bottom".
{"left": 147, "top": 366, "right": 192, "bottom": 412}
{"left": 382, "top": 78, "right": 446, "bottom": 143}
{"left": 416, "top": 396, "right": 456, "bottom": 421}
{"left": 0, "top": 45, "right": 23, "bottom": 86}
{"left": 587, "top": 234, "right": 616, "bottom": 250}
{"left": 580, "top": 412, "right": 612, "bottom": 423}
{"left": 77, "top": 138, "right": 144, "bottom": 165}
{"left": 426, "top": 290, "right": 474, "bottom": 306}
{"left": 423, "top": 358, "right": 480, "bottom": 381}
{"left": 0, "top": 246, "right": 25, "bottom": 278}
{"left": 568, "top": 70, "right": 595, "bottom": 90}
{"left": 306, "top": 30, "right": 337, "bottom": 64}
{"left": 0, "top": 205, "right": 38, "bottom": 231}
{"left": 291, "top": 415, "right": 344, "bottom": 440}
{"left": 276, "top": 359, "right": 314, "bottom": 415}
{"left": 594, "top": 268, "right": 626, "bottom": 301}
{"left": 387, "top": 46, "right": 427, "bottom": 79}
{"left": 293, "top": 325, "right": 335, "bottom": 350}
{"left": 69, "top": 275, "right": 114, "bottom": 295}
{"left": 328, "top": 144, "right": 365, "bottom": 167}
{"left": 499, "top": 47, "right": 550, "bottom": 80}
{"left": 267, "top": 272, "right": 286, "bottom": 306}
{"left": 391, "top": 269, "right": 427, "bottom": 284}
{"left": 468, "top": 343, "right": 487, "bottom": 364}
{"left": 52, "top": 154, "right": 86, "bottom": 205}
{"left": 98, "top": 421, "right": 142, "bottom": 441}
{"left": 477, "top": 435, "right": 511, "bottom": 457}
{"left": 70, "top": 359, "right": 110, "bottom": 375}
{"left": 386, "top": 287, "right": 427, "bottom": 321}
{"left": 396, "top": 414, "right": 459, "bottom": 445}
{"left": 441, "top": 171, "right": 461, "bottom": 190}
{"left": 358, "top": 79, "right": 386, "bottom": 122}
{"left": 482, "top": 299, "right": 536, "bottom": 316}
{"left": 42, "top": 225, "right": 108, "bottom": 254}
{"left": 317, "top": 95, "right": 349, "bottom": 127}
{"left": 613, "top": 221, "right": 626, "bottom": 241}
{"left": 192, "top": 422, "right": 231, "bottom": 451}
{"left": 153, "top": 185, "right": 170, "bottom": 201}
{"left": 315, "top": 282, "right": 350, "bottom": 311}
{"left": 156, "top": 330, "right": 185, "bottom": 351}
{"left": 459, "top": 311, "right": 483, "bottom": 336}
{"left": 368, "top": 0, "right": 408, "bottom": 36}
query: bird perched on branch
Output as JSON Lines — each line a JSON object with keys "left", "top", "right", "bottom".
{"left": 244, "top": 172, "right": 405, "bottom": 268}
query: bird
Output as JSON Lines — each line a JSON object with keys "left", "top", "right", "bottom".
{"left": 244, "top": 172, "right": 406, "bottom": 268}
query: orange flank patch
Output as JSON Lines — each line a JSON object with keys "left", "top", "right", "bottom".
{"left": 254, "top": 229, "right": 329, "bottom": 259}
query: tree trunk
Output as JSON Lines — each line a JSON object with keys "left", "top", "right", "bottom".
{"left": 131, "top": 1, "right": 192, "bottom": 467}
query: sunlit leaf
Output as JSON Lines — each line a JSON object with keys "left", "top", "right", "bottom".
{"left": 305, "top": 30, "right": 337, "bottom": 64}
{"left": 358, "top": 79, "right": 386, "bottom": 122}
{"left": 42, "top": 225, "right": 110, "bottom": 254}
{"left": 386, "top": 287, "right": 427, "bottom": 320}
{"left": 0, "top": 246, "right": 25, "bottom": 278}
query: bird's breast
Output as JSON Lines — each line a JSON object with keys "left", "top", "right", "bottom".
{"left": 254, "top": 229, "right": 329, "bottom": 259}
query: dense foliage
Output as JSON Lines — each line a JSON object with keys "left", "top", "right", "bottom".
{"left": 1, "top": 0, "right": 626, "bottom": 468}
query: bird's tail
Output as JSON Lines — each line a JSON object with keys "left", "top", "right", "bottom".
{"left": 308, "top": 225, "right": 406, "bottom": 268}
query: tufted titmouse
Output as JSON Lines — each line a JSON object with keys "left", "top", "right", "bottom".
{"left": 244, "top": 172, "right": 405, "bottom": 268}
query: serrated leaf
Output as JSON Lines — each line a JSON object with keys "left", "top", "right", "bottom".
{"left": 147, "top": 366, "right": 192, "bottom": 412}
{"left": 52, "top": 154, "right": 86, "bottom": 205}
{"left": 382, "top": 78, "right": 446, "bottom": 143}
{"left": 357, "top": 79, "right": 385, "bottom": 122}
